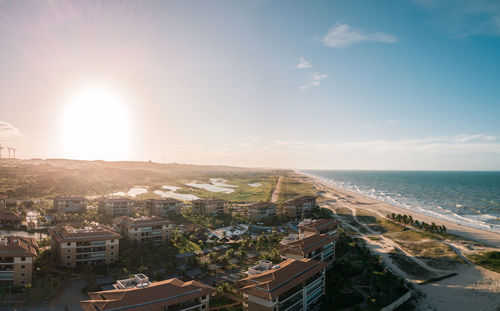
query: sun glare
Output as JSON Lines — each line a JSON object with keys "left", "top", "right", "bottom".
{"left": 61, "top": 87, "right": 131, "bottom": 160}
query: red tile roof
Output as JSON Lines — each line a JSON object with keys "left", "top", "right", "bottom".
{"left": 0, "top": 236, "right": 38, "bottom": 257}
{"left": 80, "top": 278, "right": 215, "bottom": 311}
{"left": 239, "top": 258, "right": 329, "bottom": 301}
{"left": 280, "top": 233, "right": 337, "bottom": 256}
{"left": 49, "top": 225, "right": 121, "bottom": 243}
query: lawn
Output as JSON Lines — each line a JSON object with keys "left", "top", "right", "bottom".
{"left": 467, "top": 251, "right": 500, "bottom": 273}
{"left": 278, "top": 176, "right": 317, "bottom": 201}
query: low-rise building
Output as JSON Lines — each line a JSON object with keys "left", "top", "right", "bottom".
{"left": 246, "top": 202, "right": 277, "bottom": 221}
{"left": 0, "top": 236, "right": 38, "bottom": 286}
{"left": 298, "top": 218, "right": 341, "bottom": 237}
{"left": 280, "top": 233, "right": 337, "bottom": 264}
{"left": 191, "top": 199, "right": 227, "bottom": 217}
{"left": 80, "top": 275, "right": 215, "bottom": 311}
{"left": 53, "top": 196, "right": 87, "bottom": 213}
{"left": 282, "top": 196, "right": 317, "bottom": 218}
{"left": 240, "top": 258, "right": 330, "bottom": 311}
{"left": 146, "top": 198, "right": 183, "bottom": 216}
{"left": 113, "top": 216, "right": 175, "bottom": 244}
{"left": 99, "top": 197, "right": 135, "bottom": 217}
{"left": 49, "top": 225, "right": 121, "bottom": 267}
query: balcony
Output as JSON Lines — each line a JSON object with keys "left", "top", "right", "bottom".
{"left": 0, "top": 272, "right": 14, "bottom": 280}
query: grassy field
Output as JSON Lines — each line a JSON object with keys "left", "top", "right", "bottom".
{"left": 0, "top": 158, "right": 288, "bottom": 199}
{"left": 278, "top": 176, "right": 317, "bottom": 201}
{"left": 467, "top": 251, "right": 500, "bottom": 273}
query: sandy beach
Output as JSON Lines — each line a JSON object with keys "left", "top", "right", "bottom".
{"left": 301, "top": 173, "right": 500, "bottom": 248}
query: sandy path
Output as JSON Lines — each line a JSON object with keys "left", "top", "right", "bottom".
{"left": 270, "top": 176, "right": 283, "bottom": 203}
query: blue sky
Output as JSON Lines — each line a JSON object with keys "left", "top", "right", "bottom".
{"left": 0, "top": 0, "right": 499, "bottom": 169}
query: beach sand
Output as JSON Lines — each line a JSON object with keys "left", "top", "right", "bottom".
{"left": 302, "top": 173, "right": 500, "bottom": 248}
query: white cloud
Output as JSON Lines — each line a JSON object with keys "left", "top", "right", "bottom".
{"left": 299, "top": 72, "right": 328, "bottom": 90}
{"left": 294, "top": 56, "right": 312, "bottom": 69}
{"left": 0, "top": 121, "right": 22, "bottom": 138}
{"left": 322, "top": 23, "right": 397, "bottom": 48}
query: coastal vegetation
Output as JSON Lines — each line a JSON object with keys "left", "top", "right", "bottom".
{"left": 387, "top": 213, "right": 447, "bottom": 234}
{"left": 467, "top": 251, "right": 500, "bottom": 273}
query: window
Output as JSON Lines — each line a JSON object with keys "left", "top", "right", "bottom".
{"left": 66, "top": 262, "right": 71, "bottom": 266}
{"left": 21, "top": 265, "right": 25, "bottom": 270}
{"left": 67, "top": 242, "right": 71, "bottom": 246}
{"left": 111, "top": 245, "right": 114, "bottom": 249}
{"left": 21, "top": 257, "right": 25, "bottom": 261}
{"left": 20, "top": 272, "right": 25, "bottom": 277}
{"left": 66, "top": 255, "right": 71, "bottom": 259}
{"left": 111, "top": 252, "right": 114, "bottom": 256}
{"left": 111, "top": 239, "right": 114, "bottom": 243}
{"left": 67, "top": 249, "right": 71, "bottom": 253}
{"left": 110, "top": 258, "right": 114, "bottom": 262}
{"left": 201, "top": 305, "right": 206, "bottom": 310}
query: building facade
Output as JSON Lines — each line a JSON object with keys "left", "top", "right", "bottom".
{"left": 280, "top": 233, "right": 337, "bottom": 264}
{"left": 113, "top": 216, "right": 175, "bottom": 244}
{"left": 282, "top": 196, "right": 317, "bottom": 218}
{"left": 49, "top": 225, "right": 121, "bottom": 267}
{"left": 53, "top": 196, "right": 88, "bottom": 213}
{"left": 80, "top": 276, "right": 215, "bottom": 311}
{"left": 298, "top": 219, "right": 341, "bottom": 237}
{"left": 146, "top": 198, "right": 183, "bottom": 216}
{"left": 99, "top": 197, "right": 135, "bottom": 217}
{"left": 246, "top": 202, "right": 277, "bottom": 221}
{"left": 0, "top": 236, "right": 38, "bottom": 287}
{"left": 191, "top": 199, "right": 227, "bottom": 217}
{"left": 240, "top": 258, "right": 330, "bottom": 311}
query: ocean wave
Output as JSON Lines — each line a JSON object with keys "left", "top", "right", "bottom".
{"left": 303, "top": 171, "right": 500, "bottom": 233}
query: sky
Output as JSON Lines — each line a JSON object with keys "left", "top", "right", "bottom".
{"left": 0, "top": 0, "right": 499, "bottom": 170}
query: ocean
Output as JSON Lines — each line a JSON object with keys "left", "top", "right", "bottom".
{"left": 302, "top": 170, "right": 500, "bottom": 233}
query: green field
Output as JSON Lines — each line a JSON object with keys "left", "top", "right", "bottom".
{"left": 467, "top": 251, "right": 500, "bottom": 273}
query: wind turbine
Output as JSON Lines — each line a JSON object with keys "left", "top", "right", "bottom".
{"left": 7, "top": 147, "right": 11, "bottom": 158}
{"left": 11, "top": 148, "right": 16, "bottom": 159}
{"left": 0, "top": 145, "right": 4, "bottom": 158}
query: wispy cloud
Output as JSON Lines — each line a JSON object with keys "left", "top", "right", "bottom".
{"left": 322, "top": 23, "right": 397, "bottom": 48}
{"left": 413, "top": 0, "right": 500, "bottom": 37}
{"left": 0, "top": 121, "right": 22, "bottom": 139}
{"left": 293, "top": 56, "right": 312, "bottom": 69}
{"left": 299, "top": 72, "right": 328, "bottom": 90}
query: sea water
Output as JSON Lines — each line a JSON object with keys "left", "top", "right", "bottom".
{"left": 302, "top": 170, "right": 500, "bottom": 233}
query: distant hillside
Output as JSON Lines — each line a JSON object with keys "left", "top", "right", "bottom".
{"left": 0, "top": 158, "right": 289, "bottom": 199}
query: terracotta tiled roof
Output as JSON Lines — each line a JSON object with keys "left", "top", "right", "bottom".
{"left": 0, "top": 210, "right": 22, "bottom": 221}
{"left": 99, "top": 197, "right": 135, "bottom": 203}
{"left": 280, "top": 234, "right": 337, "bottom": 256}
{"left": 283, "top": 195, "right": 316, "bottom": 207}
{"left": 54, "top": 196, "right": 87, "bottom": 201}
{"left": 49, "top": 225, "right": 121, "bottom": 243}
{"left": 113, "top": 216, "right": 173, "bottom": 228}
{"left": 192, "top": 199, "right": 227, "bottom": 204}
{"left": 80, "top": 278, "right": 215, "bottom": 311}
{"left": 0, "top": 236, "right": 38, "bottom": 257}
{"left": 246, "top": 202, "right": 276, "bottom": 210}
{"left": 146, "top": 198, "right": 182, "bottom": 204}
{"left": 299, "top": 219, "right": 341, "bottom": 233}
{"left": 239, "top": 258, "right": 329, "bottom": 301}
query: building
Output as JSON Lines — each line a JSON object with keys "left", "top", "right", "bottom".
{"left": 282, "top": 196, "right": 317, "bottom": 218}
{"left": 298, "top": 219, "right": 341, "bottom": 237}
{"left": 53, "top": 196, "right": 88, "bottom": 213}
{"left": 80, "top": 275, "right": 215, "bottom": 311}
{"left": 0, "top": 210, "right": 22, "bottom": 228}
{"left": 239, "top": 258, "right": 330, "bottom": 311}
{"left": 280, "top": 233, "right": 337, "bottom": 264}
{"left": 0, "top": 236, "right": 38, "bottom": 287}
{"left": 49, "top": 225, "right": 121, "bottom": 267}
{"left": 246, "top": 202, "right": 277, "bottom": 221}
{"left": 113, "top": 216, "right": 175, "bottom": 244}
{"left": 191, "top": 199, "right": 228, "bottom": 216}
{"left": 99, "top": 197, "right": 135, "bottom": 217}
{"left": 146, "top": 198, "right": 183, "bottom": 216}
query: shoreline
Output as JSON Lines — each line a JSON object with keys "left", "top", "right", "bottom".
{"left": 299, "top": 172, "right": 500, "bottom": 248}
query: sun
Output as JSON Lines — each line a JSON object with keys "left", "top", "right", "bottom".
{"left": 61, "top": 87, "right": 131, "bottom": 161}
